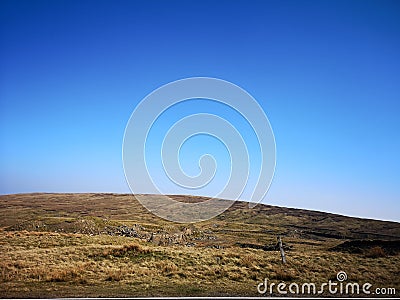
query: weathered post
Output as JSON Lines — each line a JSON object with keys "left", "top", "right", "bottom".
{"left": 148, "top": 232, "right": 154, "bottom": 243}
{"left": 277, "top": 236, "right": 286, "bottom": 264}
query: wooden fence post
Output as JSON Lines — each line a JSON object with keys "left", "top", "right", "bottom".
{"left": 277, "top": 236, "right": 286, "bottom": 264}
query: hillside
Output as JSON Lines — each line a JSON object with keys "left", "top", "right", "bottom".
{"left": 0, "top": 193, "right": 399, "bottom": 297}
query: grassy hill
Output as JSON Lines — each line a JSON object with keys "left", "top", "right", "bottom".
{"left": 0, "top": 193, "right": 399, "bottom": 297}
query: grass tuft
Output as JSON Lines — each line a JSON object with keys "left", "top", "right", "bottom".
{"left": 96, "top": 242, "right": 149, "bottom": 259}
{"left": 45, "top": 264, "right": 86, "bottom": 282}
{"left": 272, "top": 267, "right": 296, "bottom": 281}
{"left": 364, "top": 246, "right": 386, "bottom": 258}
{"left": 105, "top": 268, "right": 127, "bottom": 281}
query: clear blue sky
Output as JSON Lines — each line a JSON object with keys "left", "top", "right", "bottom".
{"left": 1, "top": 0, "right": 399, "bottom": 221}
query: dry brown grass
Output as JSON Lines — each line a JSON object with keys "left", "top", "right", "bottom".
{"left": 45, "top": 265, "right": 86, "bottom": 283}
{"left": 1, "top": 230, "right": 399, "bottom": 297}
{"left": 239, "top": 253, "right": 259, "bottom": 268}
{"left": 0, "top": 262, "right": 16, "bottom": 282}
{"left": 105, "top": 268, "right": 128, "bottom": 282}
{"left": 99, "top": 243, "right": 149, "bottom": 258}
{"left": 272, "top": 267, "right": 297, "bottom": 281}
{"left": 364, "top": 246, "right": 386, "bottom": 258}
{"left": 0, "top": 193, "right": 399, "bottom": 297}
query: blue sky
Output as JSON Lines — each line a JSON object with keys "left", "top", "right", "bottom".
{"left": 1, "top": 0, "right": 399, "bottom": 221}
